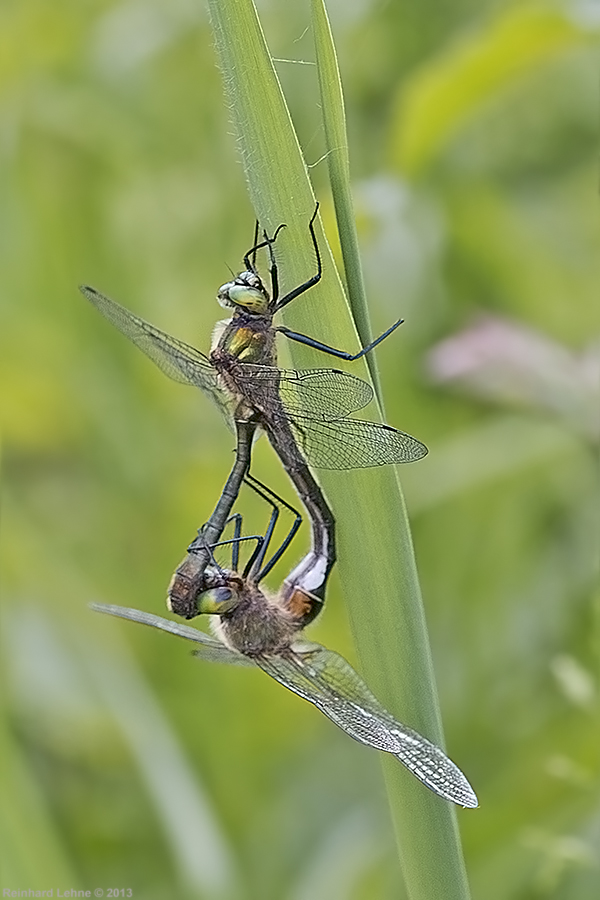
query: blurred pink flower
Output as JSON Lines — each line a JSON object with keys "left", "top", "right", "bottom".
{"left": 427, "top": 316, "right": 599, "bottom": 440}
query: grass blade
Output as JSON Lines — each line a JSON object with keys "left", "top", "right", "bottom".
{"left": 310, "top": 0, "right": 381, "bottom": 401}
{"left": 205, "top": 1, "right": 475, "bottom": 897}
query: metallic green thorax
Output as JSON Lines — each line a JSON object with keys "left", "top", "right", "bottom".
{"left": 214, "top": 313, "right": 276, "bottom": 365}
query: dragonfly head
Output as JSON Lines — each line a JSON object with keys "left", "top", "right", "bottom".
{"left": 217, "top": 271, "right": 269, "bottom": 315}
{"left": 196, "top": 569, "right": 244, "bottom": 616}
{"left": 197, "top": 586, "right": 239, "bottom": 615}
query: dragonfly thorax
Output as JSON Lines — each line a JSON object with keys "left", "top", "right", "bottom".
{"left": 217, "top": 271, "right": 269, "bottom": 314}
{"left": 211, "top": 309, "right": 276, "bottom": 370}
{"left": 200, "top": 575, "right": 302, "bottom": 657}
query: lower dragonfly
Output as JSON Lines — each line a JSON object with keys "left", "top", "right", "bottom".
{"left": 92, "top": 480, "right": 478, "bottom": 809}
{"left": 81, "top": 205, "right": 427, "bottom": 618}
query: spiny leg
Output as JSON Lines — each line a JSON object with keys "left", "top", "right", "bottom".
{"left": 243, "top": 223, "right": 286, "bottom": 297}
{"left": 273, "top": 204, "right": 321, "bottom": 312}
{"left": 275, "top": 317, "right": 404, "bottom": 361}
{"left": 191, "top": 514, "right": 268, "bottom": 576}
{"left": 249, "top": 218, "right": 260, "bottom": 271}
{"left": 272, "top": 202, "right": 403, "bottom": 359}
{"left": 242, "top": 473, "right": 302, "bottom": 583}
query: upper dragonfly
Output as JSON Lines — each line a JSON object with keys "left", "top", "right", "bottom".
{"left": 92, "top": 478, "right": 477, "bottom": 809}
{"left": 81, "top": 206, "right": 427, "bottom": 617}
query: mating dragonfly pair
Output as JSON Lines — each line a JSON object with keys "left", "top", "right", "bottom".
{"left": 85, "top": 206, "right": 477, "bottom": 808}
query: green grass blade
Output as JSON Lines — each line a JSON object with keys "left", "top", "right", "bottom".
{"left": 0, "top": 443, "right": 78, "bottom": 886}
{"left": 310, "top": 0, "right": 382, "bottom": 401}
{"left": 205, "top": 1, "right": 474, "bottom": 897}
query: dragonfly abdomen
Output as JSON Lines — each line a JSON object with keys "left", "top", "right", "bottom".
{"left": 266, "top": 417, "right": 336, "bottom": 611}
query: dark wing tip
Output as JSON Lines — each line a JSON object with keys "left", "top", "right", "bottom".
{"left": 79, "top": 284, "right": 102, "bottom": 301}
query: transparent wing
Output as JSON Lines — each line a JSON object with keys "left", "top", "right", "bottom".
{"left": 90, "top": 603, "right": 253, "bottom": 666}
{"left": 238, "top": 365, "right": 373, "bottom": 419}
{"left": 192, "top": 645, "right": 256, "bottom": 667}
{"left": 81, "top": 285, "right": 232, "bottom": 422}
{"left": 257, "top": 645, "right": 478, "bottom": 808}
{"left": 81, "top": 285, "right": 427, "bottom": 465}
{"left": 291, "top": 417, "right": 428, "bottom": 469}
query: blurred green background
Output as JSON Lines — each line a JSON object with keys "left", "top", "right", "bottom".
{"left": 1, "top": 0, "right": 599, "bottom": 897}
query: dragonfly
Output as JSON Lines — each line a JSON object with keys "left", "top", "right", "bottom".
{"left": 81, "top": 206, "right": 427, "bottom": 618}
{"left": 92, "top": 478, "right": 477, "bottom": 809}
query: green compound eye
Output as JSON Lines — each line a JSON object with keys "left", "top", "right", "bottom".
{"left": 227, "top": 284, "right": 268, "bottom": 313}
{"left": 197, "top": 587, "right": 236, "bottom": 615}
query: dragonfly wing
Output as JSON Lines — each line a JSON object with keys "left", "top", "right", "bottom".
{"left": 81, "top": 285, "right": 232, "bottom": 423}
{"left": 257, "top": 645, "right": 478, "bottom": 808}
{"left": 90, "top": 603, "right": 252, "bottom": 666}
{"left": 238, "top": 365, "right": 374, "bottom": 419}
{"left": 192, "top": 646, "right": 256, "bottom": 667}
{"left": 291, "top": 417, "right": 428, "bottom": 469}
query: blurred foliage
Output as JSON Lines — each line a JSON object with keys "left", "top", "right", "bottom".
{"left": 1, "top": 0, "right": 599, "bottom": 898}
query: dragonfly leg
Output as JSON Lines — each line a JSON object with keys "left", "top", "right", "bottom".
{"left": 186, "top": 472, "right": 301, "bottom": 584}
{"left": 229, "top": 512, "right": 243, "bottom": 572}
{"left": 242, "top": 503, "right": 279, "bottom": 580}
{"left": 189, "top": 517, "right": 267, "bottom": 576}
{"left": 273, "top": 204, "right": 321, "bottom": 312}
{"left": 242, "top": 474, "right": 302, "bottom": 583}
{"left": 276, "top": 316, "right": 404, "bottom": 361}
{"left": 249, "top": 218, "right": 260, "bottom": 270}
{"left": 208, "top": 511, "right": 244, "bottom": 571}
{"left": 263, "top": 227, "right": 281, "bottom": 304}
{"left": 187, "top": 512, "right": 241, "bottom": 554}
{"left": 186, "top": 524, "right": 228, "bottom": 576}
{"left": 209, "top": 533, "right": 266, "bottom": 570}
{"left": 243, "top": 224, "right": 286, "bottom": 282}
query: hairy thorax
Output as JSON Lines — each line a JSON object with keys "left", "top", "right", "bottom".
{"left": 216, "top": 583, "right": 302, "bottom": 657}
